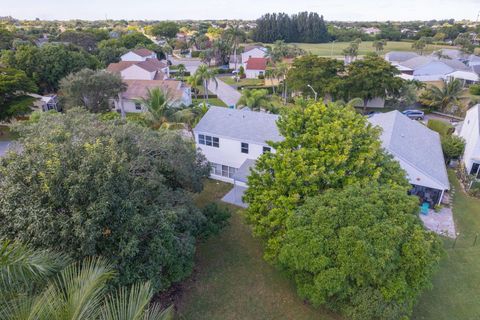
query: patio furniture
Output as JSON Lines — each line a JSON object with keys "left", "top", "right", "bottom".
{"left": 421, "top": 202, "right": 430, "bottom": 215}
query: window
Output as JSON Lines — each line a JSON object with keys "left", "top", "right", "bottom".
{"left": 210, "top": 162, "right": 236, "bottom": 178}
{"left": 471, "top": 163, "right": 480, "bottom": 178}
{"left": 135, "top": 102, "right": 142, "bottom": 110}
{"left": 198, "top": 134, "right": 219, "bottom": 148}
{"left": 263, "top": 146, "right": 271, "bottom": 153}
{"left": 241, "top": 142, "right": 249, "bottom": 154}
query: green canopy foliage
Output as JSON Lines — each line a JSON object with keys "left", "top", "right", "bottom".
{"left": 149, "top": 22, "right": 180, "bottom": 39}
{"left": 279, "top": 184, "right": 443, "bottom": 320}
{"left": 243, "top": 102, "right": 410, "bottom": 260}
{"left": 0, "top": 109, "right": 226, "bottom": 291}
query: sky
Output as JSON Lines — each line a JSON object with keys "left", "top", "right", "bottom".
{"left": 2, "top": 0, "right": 480, "bottom": 21}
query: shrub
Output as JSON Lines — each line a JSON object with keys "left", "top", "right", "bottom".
{"left": 199, "top": 203, "right": 231, "bottom": 239}
{"left": 427, "top": 119, "right": 454, "bottom": 137}
{"left": 191, "top": 51, "right": 201, "bottom": 58}
{"left": 469, "top": 84, "right": 480, "bottom": 96}
{"left": 258, "top": 74, "right": 265, "bottom": 79}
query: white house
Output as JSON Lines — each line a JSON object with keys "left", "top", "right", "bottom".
{"left": 458, "top": 104, "right": 480, "bottom": 178}
{"left": 368, "top": 111, "right": 450, "bottom": 205}
{"left": 120, "top": 48, "right": 157, "bottom": 62}
{"left": 361, "top": 27, "right": 381, "bottom": 35}
{"left": 107, "top": 59, "right": 169, "bottom": 80}
{"left": 114, "top": 80, "right": 192, "bottom": 113}
{"left": 245, "top": 57, "right": 268, "bottom": 79}
{"left": 193, "top": 107, "right": 281, "bottom": 205}
{"left": 229, "top": 46, "right": 268, "bottom": 71}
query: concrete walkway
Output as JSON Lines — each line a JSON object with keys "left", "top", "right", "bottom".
{"left": 0, "top": 141, "right": 11, "bottom": 157}
{"left": 420, "top": 207, "right": 456, "bottom": 238}
{"left": 208, "top": 77, "right": 241, "bottom": 107}
{"left": 222, "top": 185, "right": 248, "bottom": 208}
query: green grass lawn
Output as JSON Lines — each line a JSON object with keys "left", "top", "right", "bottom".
{"left": 176, "top": 180, "right": 339, "bottom": 320}
{"left": 221, "top": 77, "right": 265, "bottom": 87}
{"left": 413, "top": 170, "right": 480, "bottom": 320}
{"left": 192, "top": 98, "right": 227, "bottom": 107}
{"left": 289, "top": 41, "right": 454, "bottom": 57}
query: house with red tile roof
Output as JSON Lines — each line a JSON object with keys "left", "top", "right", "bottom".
{"left": 245, "top": 57, "right": 268, "bottom": 79}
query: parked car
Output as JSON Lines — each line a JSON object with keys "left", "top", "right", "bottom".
{"left": 402, "top": 110, "right": 425, "bottom": 120}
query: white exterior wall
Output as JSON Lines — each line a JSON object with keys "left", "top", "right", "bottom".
{"left": 245, "top": 69, "right": 263, "bottom": 79}
{"left": 459, "top": 107, "right": 480, "bottom": 172}
{"left": 241, "top": 48, "right": 266, "bottom": 64}
{"left": 115, "top": 89, "right": 192, "bottom": 113}
{"left": 121, "top": 65, "right": 155, "bottom": 80}
{"left": 121, "top": 51, "right": 156, "bottom": 61}
{"left": 193, "top": 131, "right": 270, "bottom": 183}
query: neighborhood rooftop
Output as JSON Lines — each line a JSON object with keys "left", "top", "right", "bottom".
{"left": 194, "top": 106, "right": 282, "bottom": 144}
{"left": 368, "top": 111, "right": 449, "bottom": 191}
{"left": 132, "top": 48, "right": 155, "bottom": 57}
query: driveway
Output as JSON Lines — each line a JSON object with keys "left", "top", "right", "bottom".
{"left": 208, "top": 77, "right": 241, "bottom": 107}
{"left": 168, "top": 56, "right": 202, "bottom": 74}
{"left": 0, "top": 141, "right": 11, "bottom": 157}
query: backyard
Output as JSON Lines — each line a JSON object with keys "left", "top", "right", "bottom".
{"left": 413, "top": 170, "right": 480, "bottom": 320}
{"left": 176, "top": 179, "right": 339, "bottom": 320}
{"left": 176, "top": 172, "right": 480, "bottom": 320}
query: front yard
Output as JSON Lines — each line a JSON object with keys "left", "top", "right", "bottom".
{"left": 176, "top": 179, "right": 339, "bottom": 320}
{"left": 221, "top": 77, "right": 265, "bottom": 87}
{"left": 413, "top": 170, "right": 480, "bottom": 319}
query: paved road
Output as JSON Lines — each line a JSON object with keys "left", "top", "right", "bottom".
{"left": 0, "top": 141, "right": 11, "bottom": 157}
{"left": 168, "top": 56, "right": 202, "bottom": 74}
{"left": 208, "top": 77, "right": 241, "bottom": 107}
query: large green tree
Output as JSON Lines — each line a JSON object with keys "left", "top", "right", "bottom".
{"left": 0, "top": 67, "right": 37, "bottom": 107}
{"left": 279, "top": 184, "right": 443, "bottom": 320}
{"left": 1, "top": 43, "right": 99, "bottom": 92}
{"left": 419, "top": 79, "right": 463, "bottom": 112}
{"left": 0, "top": 109, "right": 225, "bottom": 291}
{"left": 59, "top": 68, "right": 126, "bottom": 113}
{"left": 287, "top": 55, "right": 344, "bottom": 100}
{"left": 237, "top": 89, "right": 271, "bottom": 111}
{"left": 149, "top": 22, "right": 180, "bottom": 39}
{"left": 243, "top": 102, "right": 409, "bottom": 260}
{"left": 340, "top": 54, "right": 404, "bottom": 107}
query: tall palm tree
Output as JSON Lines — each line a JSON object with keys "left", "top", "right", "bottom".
{"left": 136, "top": 88, "right": 178, "bottom": 129}
{"left": 193, "top": 65, "right": 218, "bottom": 104}
{"left": 238, "top": 89, "right": 271, "bottom": 111}
{"left": 176, "top": 64, "right": 186, "bottom": 81}
{"left": 423, "top": 79, "right": 463, "bottom": 112}
{"left": 0, "top": 241, "right": 173, "bottom": 320}
{"left": 223, "top": 24, "right": 246, "bottom": 71}
{"left": 275, "top": 62, "right": 289, "bottom": 105}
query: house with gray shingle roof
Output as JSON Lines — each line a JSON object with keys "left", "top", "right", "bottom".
{"left": 368, "top": 111, "right": 449, "bottom": 205}
{"left": 195, "top": 107, "right": 450, "bottom": 207}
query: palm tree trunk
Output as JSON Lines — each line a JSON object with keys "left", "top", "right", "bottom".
{"left": 118, "top": 93, "right": 126, "bottom": 120}
{"left": 204, "top": 80, "right": 209, "bottom": 104}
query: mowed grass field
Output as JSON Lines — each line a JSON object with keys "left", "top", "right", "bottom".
{"left": 287, "top": 41, "right": 454, "bottom": 57}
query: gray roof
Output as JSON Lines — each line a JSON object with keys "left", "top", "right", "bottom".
{"left": 194, "top": 107, "right": 282, "bottom": 144}
{"left": 436, "top": 48, "right": 466, "bottom": 60}
{"left": 399, "top": 55, "right": 469, "bottom": 72}
{"left": 368, "top": 111, "right": 449, "bottom": 190}
{"left": 385, "top": 51, "right": 419, "bottom": 62}
{"left": 233, "top": 159, "right": 256, "bottom": 182}
{"left": 0, "top": 141, "right": 11, "bottom": 157}
{"left": 472, "top": 65, "right": 480, "bottom": 75}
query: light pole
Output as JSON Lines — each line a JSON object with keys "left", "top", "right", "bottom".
{"left": 330, "top": 40, "right": 336, "bottom": 57}
{"left": 307, "top": 84, "right": 318, "bottom": 102}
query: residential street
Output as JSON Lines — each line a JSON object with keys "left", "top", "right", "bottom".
{"left": 168, "top": 56, "right": 202, "bottom": 74}
{"left": 208, "top": 77, "right": 241, "bottom": 107}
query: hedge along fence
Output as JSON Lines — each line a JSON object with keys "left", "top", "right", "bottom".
{"left": 427, "top": 119, "right": 454, "bottom": 137}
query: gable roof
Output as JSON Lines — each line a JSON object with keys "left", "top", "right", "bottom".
{"left": 194, "top": 106, "right": 282, "bottom": 144}
{"left": 122, "top": 80, "right": 184, "bottom": 101}
{"left": 107, "top": 59, "right": 167, "bottom": 78}
{"left": 132, "top": 48, "right": 154, "bottom": 57}
{"left": 243, "top": 45, "right": 267, "bottom": 53}
{"left": 106, "top": 61, "right": 137, "bottom": 73}
{"left": 246, "top": 57, "right": 268, "bottom": 70}
{"left": 368, "top": 111, "right": 449, "bottom": 190}
{"left": 398, "top": 56, "right": 469, "bottom": 73}
{"left": 385, "top": 51, "right": 419, "bottom": 62}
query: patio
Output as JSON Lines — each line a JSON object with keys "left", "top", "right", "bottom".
{"left": 222, "top": 185, "right": 248, "bottom": 208}
{"left": 419, "top": 207, "right": 456, "bottom": 238}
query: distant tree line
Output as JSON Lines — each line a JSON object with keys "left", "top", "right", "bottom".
{"left": 252, "top": 12, "right": 330, "bottom": 43}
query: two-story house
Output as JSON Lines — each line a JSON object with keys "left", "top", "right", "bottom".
{"left": 120, "top": 48, "right": 157, "bottom": 61}
{"left": 193, "top": 107, "right": 282, "bottom": 205}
